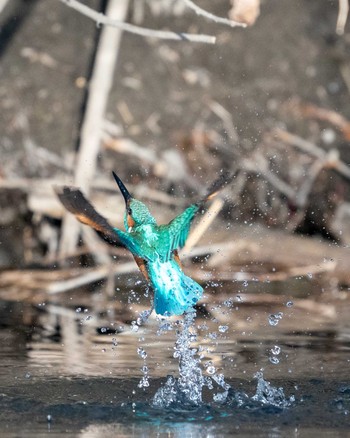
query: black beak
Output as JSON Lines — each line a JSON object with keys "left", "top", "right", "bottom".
{"left": 112, "top": 171, "right": 132, "bottom": 204}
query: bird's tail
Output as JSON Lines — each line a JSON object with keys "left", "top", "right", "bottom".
{"left": 148, "top": 260, "right": 203, "bottom": 316}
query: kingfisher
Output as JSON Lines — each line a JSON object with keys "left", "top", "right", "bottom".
{"left": 56, "top": 171, "right": 232, "bottom": 316}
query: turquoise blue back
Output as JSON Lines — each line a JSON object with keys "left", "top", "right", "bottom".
{"left": 147, "top": 259, "right": 203, "bottom": 316}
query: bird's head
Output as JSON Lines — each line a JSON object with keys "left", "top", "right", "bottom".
{"left": 112, "top": 171, "right": 156, "bottom": 230}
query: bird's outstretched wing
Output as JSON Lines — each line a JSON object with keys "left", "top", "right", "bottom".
{"left": 55, "top": 186, "right": 135, "bottom": 250}
{"left": 159, "top": 171, "right": 235, "bottom": 261}
{"left": 198, "top": 170, "right": 236, "bottom": 206}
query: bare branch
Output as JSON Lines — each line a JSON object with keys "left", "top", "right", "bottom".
{"left": 274, "top": 128, "right": 350, "bottom": 181}
{"left": 58, "top": 0, "right": 216, "bottom": 44}
{"left": 182, "top": 0, "right": 246, "bottom": 28}
{"left": 241, "top": 154, "right": 297, "bottom": 200}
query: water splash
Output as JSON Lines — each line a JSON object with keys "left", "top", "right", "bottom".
{"left": 153, "top": 310, "right": 206, "bottom": 408}
{"left": 228, "top": 371, "right": 295, "bottom": 410}
{"left": 152, "top": 310, "right": 231, "bottom": 408}
{"left": 151, "top": 311, "right": 292, "bottom": 412}
{"left": 252, "top": 371, "right": 295, "bottom": 408}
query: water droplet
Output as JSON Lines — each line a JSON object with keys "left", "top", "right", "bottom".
{"left": 75, "top": 307, "right": 82, "bottom": 313}
{"left": 223, "top": 299, "right": 233, "bottom": 307}
{"left": 307, "top": 272, "right": 313, "bottom": 279}
{"left": 47, "top": 414, "right": 52, "bottom": 423}
{"left": 268, "top": 312, "right": 283, "bottom": 326}
{"left": 286, "top": 301, "right": 293, "bottom": 307}
{"left": 25, "top": 372, "right": 31, "bottom": 379}
{"left": 131, "top": 322, "right": 139, "bottom": 332}
{"left": 207, "top": 365, "right": 216, "bottom": 375}
{"left": 138, "top": 378, "right": 149, "bottom": 388}
{"left": 271, "top": 345, "right": 281, "bottom": 355}
{"left": 137, "top": 347, "right": 147, "bottom": 359}
{"left": 218, "top": 325, "right": 228, "bottom": 333}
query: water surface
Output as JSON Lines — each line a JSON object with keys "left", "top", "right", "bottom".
{"left": 0, "top": 282, "right": 349, "bottom": 436}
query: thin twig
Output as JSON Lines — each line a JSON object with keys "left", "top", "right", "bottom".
{"left": 58, "top": 0, "right": 216, "bottom": 44}
{"left": 182, "top": 0, "right": 246, "bottom": 28}
{"left": 337, "top": 0, "right": 349, "bottom": 35}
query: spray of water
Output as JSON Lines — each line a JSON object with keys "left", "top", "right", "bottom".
{"left": 152, "top": 310, "right": 230, "bottom": 408}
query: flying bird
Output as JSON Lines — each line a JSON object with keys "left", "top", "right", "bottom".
{"left": 56, "top": 171, "right": 233, "bottom": 316}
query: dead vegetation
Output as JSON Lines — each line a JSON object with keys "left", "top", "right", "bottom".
{"left": 0, "top": 0, "right": 350, "bottom": 319}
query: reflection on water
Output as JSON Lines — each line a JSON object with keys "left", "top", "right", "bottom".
{"left": 2, "top": 291, "right": 347, "bottom": 381}
{"left": 0, "top": 281, "right": 350, "bottom": 435}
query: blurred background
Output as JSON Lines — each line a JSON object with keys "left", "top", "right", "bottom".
{"left": 0, "top": 0, "right": 350, "bottom": 391}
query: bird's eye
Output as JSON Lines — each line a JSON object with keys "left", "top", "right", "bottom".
{"left": 127, "top": 207, "right": 132, "bottom": 215}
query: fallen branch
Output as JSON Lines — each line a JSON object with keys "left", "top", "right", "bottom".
{"left": 58, "top": 0, "right": 216, "bottom": 44}
{"left": 47, "top": 263, "right": 136, "bottom": 294}
{"left": 193, "top": 259, "right": 336, "bottom": 283}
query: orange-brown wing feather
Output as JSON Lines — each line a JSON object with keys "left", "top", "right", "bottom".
{"left": 55, "top": 186, "right": 121, "bottom": 246}
{"left": 133, "top": 256, "right": 149, "bottom": 281}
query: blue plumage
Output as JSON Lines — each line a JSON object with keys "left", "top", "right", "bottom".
{"left": 148, "top": 259, "right": 203, "bottom": 316}
{"left": 56, "top": 171, "right": 232, "bottom": 317}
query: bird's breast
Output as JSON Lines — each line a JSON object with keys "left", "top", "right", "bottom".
{"left": 148, "top": 259, "right": 182, "bottom": 290}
